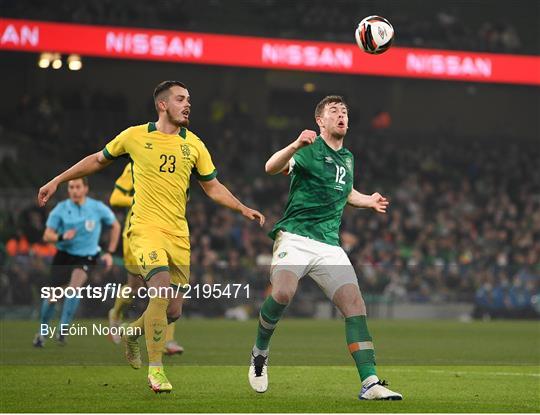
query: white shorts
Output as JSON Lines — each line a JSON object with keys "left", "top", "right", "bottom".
{"left": 270, "top": 231, "right": 359, "bottom": 300}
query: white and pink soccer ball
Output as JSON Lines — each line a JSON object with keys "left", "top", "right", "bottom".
{"left": 355, "top": 15, "right": 394, "bottom": 55}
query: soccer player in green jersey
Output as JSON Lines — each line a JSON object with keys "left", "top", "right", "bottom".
{"left": 248, "top": 95, "right": 402, "bottom": 400}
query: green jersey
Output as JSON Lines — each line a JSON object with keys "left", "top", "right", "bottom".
{"left": 269, "top": 136, "right": 354, "bottom": 246}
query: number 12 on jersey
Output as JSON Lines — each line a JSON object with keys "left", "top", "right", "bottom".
{"left": 335, "top": 165, "right": 346, "bottom": 184}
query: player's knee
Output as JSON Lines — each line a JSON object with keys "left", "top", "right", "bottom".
{"left": 350, "top": 290, "right": 362, "bottom": 305}
{"left": 352, "top": 296, "right": 365, "bottom": 313}
{"left": 343, "top": 294, "right": 365, "bottom": 316}
{"left": 166, "top": 299, "right": 182, "bottom": 321}
{"left": 332, "top": 283, "right": 366, "bottom": 316}
{"left": 166, "top": 306, "right": 182, "bottom": 322}
{"left": 272, "top": 287, "right": 294, "bottom": 304}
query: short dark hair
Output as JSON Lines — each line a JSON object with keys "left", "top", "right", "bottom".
{"left": 69, "top": 177, "right": 88, "bottom": 186}
{"left": 314, "top": 95, "right": 348, "bottom": 119}
{"left": 153, "top": 80, "right": 187, "bottom": 112}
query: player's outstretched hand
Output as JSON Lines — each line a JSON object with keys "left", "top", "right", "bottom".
{"left": 241, "top": 206, "right": 266, "bottom": 226}
{"left": 294, "top": 129, "right": 317, "bottom": 149}
{"left": 38, "top": 180, "right": 58, "bottom": 207}
{"left": 370, "top": 192, "right": 389, "bottom": 213}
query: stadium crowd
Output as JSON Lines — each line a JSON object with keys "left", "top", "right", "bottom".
{"left": 2, "top": 0, "right": 533, "bottom": 54}
{"left": 1, "top": 92, "right": 538, "bottom": 319}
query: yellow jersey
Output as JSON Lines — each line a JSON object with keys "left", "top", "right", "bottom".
{"left": 103, "top": 122, "right": 217, "bottom": 236}
{"left": 109, "top": 162, "right": 134, "bottom": 239}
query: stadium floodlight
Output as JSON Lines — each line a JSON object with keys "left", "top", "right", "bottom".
{"left": 303, "top": 82, "right": 316, "bottom": 92}
{"left": 38, "top": 52, "right": 52, "bottom": 69}
{"left": 51, "top": 53, "right": 62, "bottom": 69}
{"left": 67, "top": 54, "right": 82, "bottom": 71}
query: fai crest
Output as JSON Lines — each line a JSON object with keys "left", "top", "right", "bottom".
{"left": 278, "top": 252, "right": 287, "bottom": 258}
{"left": 149, "top": 250, "right": 158, "bottom": 262}
{"left": 345, "top": 158, "right": 353, "bottom": 172}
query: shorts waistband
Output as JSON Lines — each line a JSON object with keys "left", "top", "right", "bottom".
{"left": 279, "top": 231, "right": 341, "bottom": 250}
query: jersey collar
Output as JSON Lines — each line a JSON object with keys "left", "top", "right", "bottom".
{"left": 148, "top": 122, "right": 187, "bottom": 139}
{"left": 67, "top": 198, "right": 87, "bottom": 208}
{"left": 318, "top": 135, "right": 347, "bottom": 155}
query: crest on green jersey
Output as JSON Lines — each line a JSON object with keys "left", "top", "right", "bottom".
{"left": 278, "top": 251, "right": 287, "bottom": 258}
{"left": 345, "top": 157, "right": 353, "bottom": 172}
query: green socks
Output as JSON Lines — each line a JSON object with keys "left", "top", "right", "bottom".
{"left": 345, "top": 315, "right": 377, "bottom": 381}
{"left": 255, "top": 295, "right": 287, "bottom": 350}
{"left": 254, "top": 300, "right": 377, "bottom": 382}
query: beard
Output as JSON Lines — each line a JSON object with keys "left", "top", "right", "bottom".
{"left": 332, "top": 129, "right": 346, "bottom": 140}
{"left": 166, "top": 109, "right": 189, "bottom": 127}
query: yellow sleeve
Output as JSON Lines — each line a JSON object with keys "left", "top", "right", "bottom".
{"left": 109, "top": 163, "right": 133, "bottom": 207}
{"left": 103, "top": 127, "right": 131, "bottom": 160}
{"left": 193, "top": 141, "right": 217, "bottom": 181}
{"left": 109, "top": 188, "right": 133, "bottom": 207}
{"left": 115, "top": 163, "right": 134, "bottom": 193}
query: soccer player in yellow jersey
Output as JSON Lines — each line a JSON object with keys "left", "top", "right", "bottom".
{"left": 108, "top": 163, "right": 184, "bottom": 355}
{"left": 38, "top": 80, "right": 265, "bottom": 393}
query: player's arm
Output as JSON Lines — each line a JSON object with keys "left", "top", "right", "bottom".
{"left": 105, "top": 220, "right": 121, "bottom": 254}
{"left": 265, "top": 129, "right": 317, "bottom": 175}
{"left": 347, "top": 189, "right": 389, "bottom": 213}
{"left": 38, "top": 151, "right": 113, "bottom": 207}
{"left": 100, "top": 219, "right": 121, "bottom": 269}
{"left": 99, "top": 202, "right": 121, "bottom": 269}
{"left": 109, "top": 187, "right": 133, "bottom": 207}
{"left": 43, "top": 206, "right": 76, "bottom": 242}
{"left": 198, "top": 178, "right": 265, "bottom": 226}
{"left": 43, "top": 227, "right": 76, "bottom": 243}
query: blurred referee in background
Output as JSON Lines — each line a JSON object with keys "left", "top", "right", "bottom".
{"left": 33, "top": 178, "right": 120, "bottom": 347}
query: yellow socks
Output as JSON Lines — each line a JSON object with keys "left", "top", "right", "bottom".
{"left": 144, "top": 297, "right": 169, "bottom": 365}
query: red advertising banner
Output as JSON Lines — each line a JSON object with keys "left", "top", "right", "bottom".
{"left": 1, "top": 18, "right": 539, "bottom": 85}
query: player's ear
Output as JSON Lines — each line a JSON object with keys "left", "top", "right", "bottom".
{"left": 315, "top": 116, "right": 323, "bottom": 128}
{"left": 158, "top": 99, "right": 167, "bottom": 112}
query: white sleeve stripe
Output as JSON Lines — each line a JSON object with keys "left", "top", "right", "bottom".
{"left": 287, "top": 157, "right": 296, "bottom": 175}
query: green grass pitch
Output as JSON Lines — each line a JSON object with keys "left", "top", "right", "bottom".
{"left": 1, "top": 319, "right": 539, "bottom": 412}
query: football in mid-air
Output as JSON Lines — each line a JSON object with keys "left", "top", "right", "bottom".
{"left": 355, "top": 15, "right": 394, "bottom": 54}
